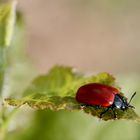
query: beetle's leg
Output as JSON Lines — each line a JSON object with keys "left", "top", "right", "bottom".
{"left": 80, "top": 104, "right": 86, "bottom": 109}
{"left": 80, "top": 104, "right": 91, "bottom": 109}
{"left": 111, "top": 107, "right": 117, "bottom": 119}
{"left": 99, "top": 107, "right": 110, "bottom": 118}
{"left": 95, "top": 105, "right": 101, "bottom": 109}
{"left": 109, "top": 104, "right": 117, "bottom": 119}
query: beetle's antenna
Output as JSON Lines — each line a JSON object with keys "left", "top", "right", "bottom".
{"left": 128, "top": 92, "right": 136, "bottom": 104}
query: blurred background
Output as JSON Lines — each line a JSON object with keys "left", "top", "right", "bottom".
{"left": 5, "top": 0, "right": 140, "bottom": 140}
{"left": 19, "top": 0, "right": 140, "bottom": 74}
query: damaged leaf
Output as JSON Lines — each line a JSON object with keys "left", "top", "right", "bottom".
{"left": 5, "top": 66, "right": 140, "bottom": 122}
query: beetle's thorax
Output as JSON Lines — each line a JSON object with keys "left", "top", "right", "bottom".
{"left": 112, "top": 94, "right": 129, "bottom": 110}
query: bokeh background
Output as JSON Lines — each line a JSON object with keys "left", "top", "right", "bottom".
{"left": 6, "top": 1, "right": 140, "bottom": 140}
{"left": 19, "top": 0, "right": 140, "bottom": 74}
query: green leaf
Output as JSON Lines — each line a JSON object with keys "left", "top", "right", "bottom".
{"left": 23, "top": 66, "right": 116, "bottom": 97}
{"left": 5, "top": 65, "right": 140, "bottom": 122}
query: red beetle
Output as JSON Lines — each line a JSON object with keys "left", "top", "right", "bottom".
{"left": 76, "top": 83, "right": 136, "bottom": 118}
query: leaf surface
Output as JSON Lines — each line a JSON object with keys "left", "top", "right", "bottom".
{"left": 5, "top": 66, "right": 140, "bottom": 122}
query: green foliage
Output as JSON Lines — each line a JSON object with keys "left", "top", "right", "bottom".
{"left": 0, "top": 0, "right": 16, "bottom": 47}
{"left": 6, "top": 9, "right": 36, "bottom": 97}
{"left": 0, "top": 0, "right": 16, "bottom": 95}
{"left": 23, "top": 66, "right": 116, "bottom": 97}
{"left": 6, "top": 110, "right": 140, "bottom": 140}
{"left": 0, "top": 1, "right": 17, "bottom": 139}
{"left": 5, "top": 66, "right": 140, "bottom": 122}
{"left": 0, "top": 48, "right": 5, "bottom": 94}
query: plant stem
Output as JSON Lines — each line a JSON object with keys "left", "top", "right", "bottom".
{"left": 0, "top": 48, "right": 6, "bottom": 96}
{"left": 0, "top": 107, "right": 18, "bottom": 140}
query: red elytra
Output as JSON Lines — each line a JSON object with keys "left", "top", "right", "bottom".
{"left": 76, "top": 83, "right": 119, "bottom": 107}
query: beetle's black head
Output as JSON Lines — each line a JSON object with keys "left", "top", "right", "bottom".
{"left": 113, "top": 92, "right": 136, "bottom": 110}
